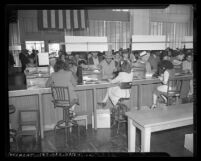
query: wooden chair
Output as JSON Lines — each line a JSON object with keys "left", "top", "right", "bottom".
{"left": 160, "top": 77, "right": 183, "bottom": 106}
{"left": 51, "top": 87, "right": 88, "bottom": 135}
{"left": 114, "top": 82, "right": 133, "bottom": 134}
{"left": 17, "top": 109, "right": 40, "bottom": 143}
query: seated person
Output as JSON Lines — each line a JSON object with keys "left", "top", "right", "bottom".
{"left": 9, "top": 72, "right": 27, "bottom": 91}
{"left": 46, "top": 59, "right": 78, "bottom": 114}
{"left": 182, "top": 53, "right": 193, "bottom": 96}
{"left": 99, "top": 51, "right": 117, "bottom": 79}
{"left": 98, "top": 60, "right": 133, "bottom": 107}
{"left": 150, "top": 60, "right": 175, "bottom": 109}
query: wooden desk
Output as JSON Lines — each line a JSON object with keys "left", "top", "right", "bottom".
{"left": 125, "top": 103, "right": 193, "bottom": 152}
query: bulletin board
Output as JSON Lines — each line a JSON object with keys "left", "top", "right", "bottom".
{"left": 182, "top": 36, "right": 193, "bottom": 49}
{"left": 132, "top": 35, "right": 166, "bottom": 50}
{"left": 65, "top": 36, "right": 108, "bottom": 52}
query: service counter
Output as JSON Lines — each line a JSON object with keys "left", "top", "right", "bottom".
{"left": 8, "top": 74, "right": 193, "bottom": 139}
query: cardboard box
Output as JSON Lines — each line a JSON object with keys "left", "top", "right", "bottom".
{"left": 92, "top": 109, "right": 110, "bottom": 128}
{"left": 184, "top": 133, "right": 193, "bottom": 153}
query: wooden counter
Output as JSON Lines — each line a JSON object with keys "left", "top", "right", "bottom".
{"left": 8, "top": 74, "right": 193, "bottom": 139}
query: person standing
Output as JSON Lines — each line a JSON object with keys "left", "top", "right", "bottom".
{"left": 88, "top": 52, "right": 102, "bottom": 67}
{"left": 19, "top": 49, "right": 29, "bottom": 73}
{"left": 182, "top": 53, "right": 193, "bottom": 96}
{"left": 148, "top": 51, "right": 160, "bottom": 73}
{"left": 99, "top": 51, "right": 117, "bottom": 79}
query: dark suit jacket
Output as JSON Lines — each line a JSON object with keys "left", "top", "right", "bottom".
{"left": 88, "top": 56, "right": 102, "bottom": 65}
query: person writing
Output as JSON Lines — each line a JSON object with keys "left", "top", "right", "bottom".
{"left": 98, "top": 60, "right": 133, "bottom": 107}
{"left": 99, "top": 51, "right": 117, "bottom": 79}
{"left": 150, "top": 60, "right": 175, "bottom": 109}
{"left": 46, "top": 59, "right": 78, "bottom": 114}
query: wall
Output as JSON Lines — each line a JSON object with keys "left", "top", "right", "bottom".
{"left": 18, "top": 10, "right": 130, "bottom": 51}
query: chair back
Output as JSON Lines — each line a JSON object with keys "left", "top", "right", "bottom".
{"left": 119, "top": 82, "right": 132, "bottom": 89}
{"left": 167, "top": 78, "right": 183, "bottom": 97}
{"left": 51, "top": 86, "right": 71, "bottom": 104}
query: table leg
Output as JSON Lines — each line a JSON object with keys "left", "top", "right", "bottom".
{"left": 137, "top": 85, "right": 142, "bottom": 110}
{"left": 38, "top": 93, "right": 44, "bottom": 138}
{"left": 93, "top": 88, "right": 97, "bottom": 130}
{"left": 128, "top": 118, "right": 136, "bottom": 152}
{"left": 141, "top": 127, "right": 151, "bottom": 152}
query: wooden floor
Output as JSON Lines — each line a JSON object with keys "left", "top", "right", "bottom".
{"left": 10, "top": 123, "right": 193, "bottom": 157}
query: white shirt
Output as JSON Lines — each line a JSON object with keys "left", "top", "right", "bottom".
{"left": 92, "top": 57, "right": 99, "bottom": 66}
{"left": 182, "top": 60, "right": 192, "bottom": 72}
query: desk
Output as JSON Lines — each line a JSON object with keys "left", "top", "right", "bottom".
{"left": 125, "top": 103, "right": 193, "bottom": 152}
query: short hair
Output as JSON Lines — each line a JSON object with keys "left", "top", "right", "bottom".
{"left": 158, "top": 60, "right": 173, "bottom": 73}
{"left": 54, "top": 59, "right": 69, "bottom": 72}
{"left": 120, "top": 60, "right": 131, "bottom": 73}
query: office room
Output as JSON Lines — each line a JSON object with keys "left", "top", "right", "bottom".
{"left": 7, "top": 4, "right": 194, "bottom": 157}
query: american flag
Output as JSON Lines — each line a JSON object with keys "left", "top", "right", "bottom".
{"left": 37, "top": 10, "right": 88, "bottom": 30}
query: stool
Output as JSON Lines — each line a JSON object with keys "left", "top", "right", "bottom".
{"left": 73, "top": 114, "right": 88, "bottom": 130}
{"left": 51, "top": 86, "right": 80, "bottom": 137}
{"left": 111, "top": 82, "right": 132, "bottom": 134}
{"left": 17, "top": 109, "right": 40, "bottom": 142}
{"left": 9, "top": 105, "right": 18, "bottom": 151}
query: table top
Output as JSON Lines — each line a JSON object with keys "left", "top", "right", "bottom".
{"left": 125, "top": 103, "right": 193, "bottom": 128}
{"left": 9, "top": 74, "right": 193, "bottom": 97}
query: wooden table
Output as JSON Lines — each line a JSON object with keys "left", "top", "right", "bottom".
{"left": 125, "top": 103, "right": 193, "bottom": 152}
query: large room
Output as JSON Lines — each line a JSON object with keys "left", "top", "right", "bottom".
{"left": 7, "top": 4, "right": 194, "bottom": 157}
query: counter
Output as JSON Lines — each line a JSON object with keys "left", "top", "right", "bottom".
{"left": 9, "top": 74, "right": 193, "bottom": 139}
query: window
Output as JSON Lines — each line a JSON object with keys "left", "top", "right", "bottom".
{"left": 25, "top": 41, "right": 45, "bottom": 53}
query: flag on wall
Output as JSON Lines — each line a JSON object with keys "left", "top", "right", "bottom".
{"left": 37, "top": 10, "right": 88, "bottom": 30}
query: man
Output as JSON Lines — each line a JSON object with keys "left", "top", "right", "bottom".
{"left": 19, "top": 49, "right": 29, "bottom": 73}
{"left": 99, "top": 51, "right": 117, "bottom": 79}
{"left": 148, "top": 51, "right": 160, "bottom": 73}
{"left": 88, "top": 51, "right": 102, "bottom": 67}
{"left": 134, "top": 51, "right": 152, "bottom": 74}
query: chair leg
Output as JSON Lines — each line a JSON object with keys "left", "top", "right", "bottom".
{"left": 117, "top": 121, "right": 120, "bottom": 134}
{"left": 85, "top": 118, "right": 88, "bottom": 130}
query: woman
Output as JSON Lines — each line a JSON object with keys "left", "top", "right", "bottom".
{"left": 46, "top": 59, "right": 78, "bottom": 113}
{"left": 98, "top": 60, "right": 133, "bottom": 107}
{"left": 59, "top": 53, "right": 67, "bottom": 63}
{"left": 150, "top": 60, "right": 175, "bottom": 109}
{"left": 182, "top": 53, "right": 193, "bottom": 96}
